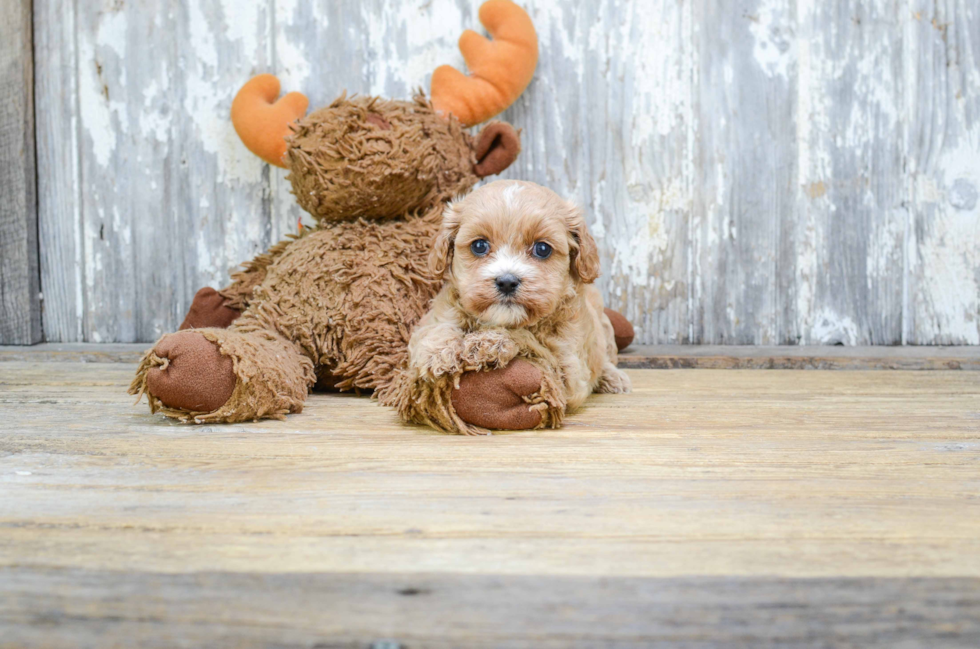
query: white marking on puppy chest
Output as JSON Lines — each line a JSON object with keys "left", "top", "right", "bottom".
{"left": 481, "top": 245, "right": 536, "bottom": 281}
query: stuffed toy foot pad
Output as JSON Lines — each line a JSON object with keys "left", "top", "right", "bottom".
{"left": 604, "top": 308, "right": 635, "bottom": 351}
{"left": 132, "top": 327, "right": 314, "bottom": 423}
{"left": 144, "top": 331, "right": 237, "bottom": 413}
{"left": 179, "top": 287, "right": 242, "bottom": 331}
{"left": 451, "top": 359, "right": 544, "bottom": 430}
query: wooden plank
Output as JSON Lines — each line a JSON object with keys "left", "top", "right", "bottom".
{"left": 171, "top": 0, "right": 279, "bottom": 336}
{"left": 617, "top": 343, "right": 980, "bottom": 370}
{"left": 905, "top": 1, "right": 980, "bottom": 344}
{"left": 0, "top": 0, "right": 41, "bottom": 345}
{"left": 2, "top": 364, "right": 979, "bottom": 578}
{"left": 4, "top": 342, "right": 980, "bottom": 369}
{"left": 794, "top": 0, "right": 906, "bottom": 344}
{"left": 1, "top": 363, "right": 980, "bottom": 643}
{"left": 1, "top": 342, "right": 979, "bottom": 370}
{"left": 2, "top": 569, "right": 978, "bottom": 647}
{"left": 34, "top": 0, "right": 82, "bottom": 343}
{"left": 0, "top": 343, "right": 145, "bottom": 363}
{"left": 691, "top": 0, "right": 799, "bottom": 344}
{"left": 69, "top": 0, "right": 171, "bottom": 343}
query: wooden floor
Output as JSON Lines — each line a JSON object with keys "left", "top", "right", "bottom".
{"left": 2, "top": 359, "right": 980, "bottom": 647}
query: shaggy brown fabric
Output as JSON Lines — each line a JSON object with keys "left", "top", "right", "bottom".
{"left": 219, "top": 225, "right": 317, "bottom": 312}
{"left": 314, "top": 365, "right": 345, "bottom": 393}
{"left": 604, "top": 308, "right": 635, "bottom": 351}
{"left": 230, "top": 207, "right": 444, "bottom": 393}
{"left": 143, "top": 331, "right": 236, "bottom": 412}
{"left": 285, "top": 94, "right": 478, "bottom": 222}
{"left": 451, "top": 360, "right": 543, "bottom": 429}
{"left": 179, "top": 287, "right": 242, "bottom": 330}
{"left": 473, "top": 122, "right": 521, "bottom": 178}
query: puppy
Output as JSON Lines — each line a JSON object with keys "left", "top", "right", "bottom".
{"left": 395, "top": 179, "right": 630, "bottom": 434}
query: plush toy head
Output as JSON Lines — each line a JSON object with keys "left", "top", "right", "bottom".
{"left": 285, "top": 96, "right": 517, "bottom": 222}
{"left": 230, "top": 0, "right": 538, "bottom": 223}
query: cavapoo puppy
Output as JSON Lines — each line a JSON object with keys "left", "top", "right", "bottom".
{"left": 389, "top": 179, "right": 631, "bottom": 435}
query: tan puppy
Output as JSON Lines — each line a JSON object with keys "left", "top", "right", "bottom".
{"left": 396, "top": 179, "right": 630, "bottom": 434}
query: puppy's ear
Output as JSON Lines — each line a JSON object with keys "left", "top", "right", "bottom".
{"left": 429, "top": 201, "right": 463, "bottom": 277}
{"left": 566, "top": 203, "right": 600, "bottom": 283}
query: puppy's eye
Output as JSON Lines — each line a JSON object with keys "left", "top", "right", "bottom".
{"left": 470, "top": 239, "right": 490, "bottom": 256}
{"left": 531, "top": 241, "right": 553, "bottom": 259}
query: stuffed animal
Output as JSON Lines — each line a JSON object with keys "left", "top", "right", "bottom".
{"left": 130, "top": 0, "right": 633, "bottom": 430}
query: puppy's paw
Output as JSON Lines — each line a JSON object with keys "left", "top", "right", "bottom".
{"left": 415, "top": 336, "right": 465, "bottom": 380}
{"left": 460, "top": 330, "right": 519, "bottom": 371}
{"left": 596, "top": 362, "right": 631, "bottom": 394}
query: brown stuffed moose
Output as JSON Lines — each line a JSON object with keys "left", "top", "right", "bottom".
{"left": 130, "top": 0, "right": 633, "bottom": 430}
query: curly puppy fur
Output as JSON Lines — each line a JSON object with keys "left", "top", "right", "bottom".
{"left": 132, "top": 94, "right": 519, "bottom": 423}
{"left": 388, "top": 180, "right": 631, "bottom": 435}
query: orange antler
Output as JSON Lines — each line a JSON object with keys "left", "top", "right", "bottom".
{"left": 430, "top": 0, "right": 538, "bottom": 127}
{"left": 231, "top": 74, "right": 309, "bottom": 167}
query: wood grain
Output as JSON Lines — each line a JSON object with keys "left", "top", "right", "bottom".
{"left": 4, "top": 342, "right": 980, "bottom": 369}
{"left": 2, "top": 364, "right": 979, "bottom": 578}
{"left": 31, "top": 1, "right": 980, "bottom": 344}
{"left": 692, "top": 0, "right": 797, "bottom": 345}
{"left": 0, "top": 0, "right": 41, "bottom": 345}
{"left": 1, "top": 363, "right": 979, "bottom": 644}
{"left": 794, "top": 0, "right": 906, "bottom": 345}
{"left": 906, "top": 0, "right": 980, "bottom": 344}
{"left": 34, "top": 0, "right": 82, "bottom": 343}
{"left": 3, "top": 570, "right": 978, "bottom": 648}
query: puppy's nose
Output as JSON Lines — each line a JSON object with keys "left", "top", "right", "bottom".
{"left": 495, "top": 273, "right": 521, "bottom": 296}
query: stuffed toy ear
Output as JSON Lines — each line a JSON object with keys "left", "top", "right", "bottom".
{"left": 430, "top": 0, "right": 538, "bottom": 126}
{"left": 474, "top": 122, "right": 521, "bottom": 177}
{"left": 566, "top": 205, "right": 600, "bottom": 284}
{"left": 231, "top": 74, "right": 309, "bottom": 167}
{"left": 429, "top": 202, "right": 463, "bottom": 277}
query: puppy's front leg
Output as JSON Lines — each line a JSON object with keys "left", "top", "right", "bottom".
{"left": 409, "top": 322, "right": 466, "bottom": 380}
{"left": 459, "top": 329, "right": 519, "bottom": 372}
{"left": 597, "top": 361, "right": 631, "bottom": 394}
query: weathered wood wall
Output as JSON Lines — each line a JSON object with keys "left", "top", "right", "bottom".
{"left": 32, "top": 0, "right": 980, "bottom": 345}
{"left": 0, "top": 0, "right": 41, "bottom": 345}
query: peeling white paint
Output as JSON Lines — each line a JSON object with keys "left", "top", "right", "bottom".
{"left": 219, "top": 0, "right": 263, "bottom": 56}
{"left": 810, "top": 309, "right": 860, "bottom": 345}
{"left": 79, "top": 11, "right": 128, "bottom": 167}
{"left": 914, "top": 134, "right": 980, "bottom": 343}
{"left": 748, "top": 0, "right": 795, "bottom": 79}
{"left": 275, "top": 0, "right": 312, "bottom": 88}
{"left": 365, "top": 0, "right": 466, "bottom": 98}
{"left": 626, "top": 0, "right": 688, "bottom": 143}
{"left": 184, "top": 0, "right": 265, "bottom": 185}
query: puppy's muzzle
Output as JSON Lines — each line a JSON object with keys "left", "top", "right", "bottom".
{"left": 495, "top": 273, "right": 521, "bottom": 296}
